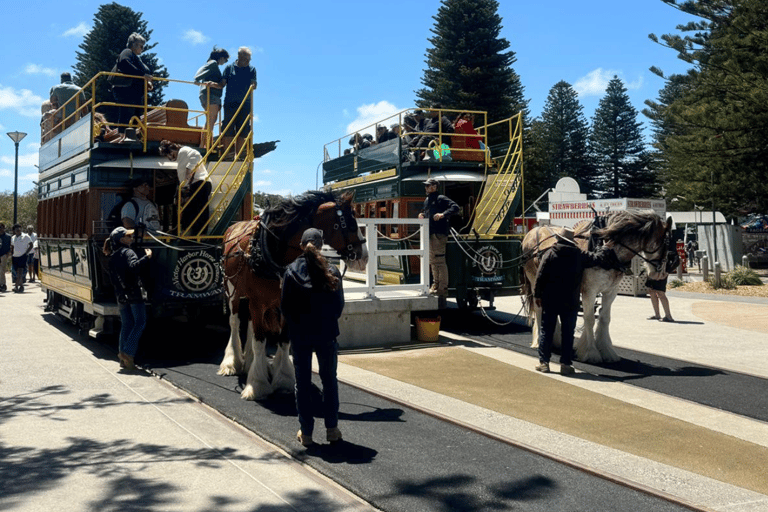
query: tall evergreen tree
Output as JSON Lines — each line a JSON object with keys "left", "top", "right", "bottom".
{"left": 590, "top": 76, "right": 653, "bottom": 198}
{"left": 72, "top": 2, "right": 169, "bottom": 118}
{"left": 538, "top": 81, "right": 596, "bottom": 195}
{"left": 648, "top": 0, "right": 768, "bottom": 216}
{"left": 415, "top": 0, "right": 528, "bottom": 122}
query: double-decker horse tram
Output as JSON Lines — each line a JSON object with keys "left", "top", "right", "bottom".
{"left": 322, "top": 107, "right": 524, "bottom": 311}
{"left": 37, "top": 70, "right": 256, "bottom": 335}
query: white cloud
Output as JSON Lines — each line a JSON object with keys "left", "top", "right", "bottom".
{"left": 0, "top": 169, "right": 10, "bottom": 178}
{"left": 346, "top": 100, "right": 402, "bottom": 135}
{"left": 63, "top": 22, "right": 89, "bottom": 38}
{"left": 1, "top": 152, "right": 39, "bottom": 168}
{"left": 24, "top": 64, "right": 57, "bottom": 77}
{"left": 0, "top": 85, "right": 45, "bottom": 117}
{"left": 254, "top": 180, "right": 272, "bottom": 188}
{"left": 574, "top": 68, "right": 645, "bottom": 97}
{"left": 183, "top": 29, "right": 209, "bottom": 45}
{"left": 19, "top": 172, "right": 39, "bottom": 182}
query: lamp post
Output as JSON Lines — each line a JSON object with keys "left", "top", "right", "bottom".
{"left": 711, "top": 168, "right": 717, "bottom": 263}
{"left": 6, "top": 131, "right": 28, "bottom": 225}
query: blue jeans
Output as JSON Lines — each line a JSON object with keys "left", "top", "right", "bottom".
{"left": 118, "top": 301, "right": 147, "bottom": 357}
{"left": 292, "top": 339, "right": 339, "bottom": 437}
{"left": 538, "top": 306, "right": 578, "bottom": 366}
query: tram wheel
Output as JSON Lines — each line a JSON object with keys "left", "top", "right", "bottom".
{"left": 457, "top": 290, "right": 479, "bottom": 311}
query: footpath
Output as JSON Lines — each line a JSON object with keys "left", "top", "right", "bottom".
{"left": 2, "top": 275, "right": 768, "bottom": 511}
{"left": 0, "top": 280, "right": 376, "bottom": 512}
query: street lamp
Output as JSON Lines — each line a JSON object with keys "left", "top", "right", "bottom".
{"left": 6, "top": 131, "right": 28, "bottom": 225}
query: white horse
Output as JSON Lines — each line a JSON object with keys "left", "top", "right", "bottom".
{"left": 521, "top": 210, "right": 672, "bottom": 363}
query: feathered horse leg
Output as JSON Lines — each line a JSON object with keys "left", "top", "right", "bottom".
{"left": 218, "top": 280, "right": 244, "bottom": 376}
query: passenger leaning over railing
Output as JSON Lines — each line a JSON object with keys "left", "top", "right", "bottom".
{"left": 49, "top": 72, "right": 87, "bottom": 129}
{"left": 159, "top": 140, "right": 212, "bottom": 236}
{"left": 194, "top": 46, "right": 230, "bottom": 149}
{"left": 111, "top": 32, "right": 155, "bottom": 134}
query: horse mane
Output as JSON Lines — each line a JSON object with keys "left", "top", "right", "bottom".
{"left": 263, "top": 190, "right": 338, "bottom": 230}
{"left": 593, "top": 209, "right": 663, "bottom": 247}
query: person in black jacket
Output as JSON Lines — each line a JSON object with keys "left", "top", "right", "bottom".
{"left": 103, "top": 226, "right": 152, "bottom": 371}
{"left": 418, "top": 178, "right": 460, "bottom": 301}
{"left": 281, "top": 228, "right": 345, "bottom": 447}
{"left": 533, "top": 227, "right": 612, "bottom": 375}
{"left": 111, "top": 32, "right": 155, "bottom": 133}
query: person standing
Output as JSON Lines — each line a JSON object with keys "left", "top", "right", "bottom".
{"left": 158, "top": 140, "right": 212, "bottom": 235}
{"left": 281, "top": 228, "right": 345, "bottom": 447}
{"left": 49, "top": 72, "right": 87, "bottom": 128}
{"left": 10, "top": 224, "right": 33, "bottom": 293}
{"left": 111, "top": 32, "right": 154, "bottom": 133}
{"left": 194, "top": 47, "right": 229, "bottom": 149}
{"left": 646, "top": 250, "right": 677, "bottom": 323}
{"left": 533, "top": 227, "right": 613, "bottom": 375}
{"left": 418, "top": 178, "right": 459, "bottom": 302}
{"left": 0, "top": 223, "right": 11, "bottom": 292}
{"left": 25, "top": 226, "right": 38, "bottom": 283}
{"left": 121, "top": 178, "right": 161, "bottom": 235}
{"left": 103, "top": 227, "right": 152, "bottom": 371}
{"left": 221, "top": 47, "right": 257, "bottom": 156}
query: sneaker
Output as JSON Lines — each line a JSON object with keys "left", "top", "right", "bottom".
{"left": 326, "top": 427, "right": 342, "bottom": 443}
{"left": 297, "top": 429, "right": 315, "bottom": 447}
{"left": 560, "top": 364, "right": 575, "bottom": 376}
{"left": 535, "top": 362, "right": 550, "bottom": 373}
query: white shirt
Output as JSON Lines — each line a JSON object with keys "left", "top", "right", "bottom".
{"left": 11, "top": 234, "right": 32, "bottom": 257}
{"left": 121, "top": 197, "right": 161, "bottom": 231}
{"left": 176, "top": 146, "right": 209, "bottom": 185}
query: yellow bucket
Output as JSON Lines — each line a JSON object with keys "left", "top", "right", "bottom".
{"left": 416, "top": 316, "right": 441, "bottom": 342}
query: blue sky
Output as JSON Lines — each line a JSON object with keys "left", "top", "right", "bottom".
{"left": 0, "top": 0, "right": 697, "bottom": 198}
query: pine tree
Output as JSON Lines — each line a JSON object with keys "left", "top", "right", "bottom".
{"left": 590, "top": 76, "right": 653, "bottom": 198}
{"left": 72, "top": 2, "right": 169, "bottom": 119}
{"left": 648, "top": 0, "right": 768, "bottom": 216}
{"left": 415, "top": 0, "right": 528, "bottom": 123}
{"left": 538, "top": 81, "right": 596, "bottom": 195}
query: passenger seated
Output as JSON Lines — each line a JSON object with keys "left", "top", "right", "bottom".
{"left": 40, "top": 100, "right": 58, "bottom": 143}
{"left": 376, "top": 125, "right": 396, "bottom": 143}
{"left": 349, "top": 133, "right": 371, "bottom": 152}
{"left": 452, "top": 112, "right": 483, "bottom": 161}
{"left": 93, "top": 112, "right": 121, "bottom": 143}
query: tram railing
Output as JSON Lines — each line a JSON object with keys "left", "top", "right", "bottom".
{"left": 340, "top": 218, "right": 431, "bottom": 299}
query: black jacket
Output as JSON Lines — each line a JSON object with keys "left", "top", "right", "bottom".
{"left": 421, "top": 192, "right": 460, "bottom": 236}
{"left": 109, "top": 246, "right": 150, "bottom": 303}
{"left": 281, "top": 256, "right": 345, "bottom": 347}
{"left": 533, "top": 238, "right": 605, "bottom": 311}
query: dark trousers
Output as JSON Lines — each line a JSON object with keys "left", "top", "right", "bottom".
{"left": 538, "top": 305, "right": 578, "bottom": 366}
{"left": 181, "top": 180, "right": 212, "bottom": 235}
{"left": 112, "top": 87, "right": 143, "bottom": 133}
{"left": 292, "top": 339, "right": 339, "bottom": 437}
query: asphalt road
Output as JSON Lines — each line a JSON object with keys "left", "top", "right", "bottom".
{"left": 120, "top": 318, "right": 699, "bottom": 512}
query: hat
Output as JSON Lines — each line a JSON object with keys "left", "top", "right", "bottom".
{"left": 423, "top": 178, "right": 439, "bottom": 187}
{"left": 128, "top": 177, "right": 148, "bottom": 189}
{"left": 300, "top": 228, "right": 324, "bottom": 248}
{"left": 109, "top": 226, "right": 135, "bottom": 246}
{"left": 556, "top": 227, "right": 575, "bottom": 242}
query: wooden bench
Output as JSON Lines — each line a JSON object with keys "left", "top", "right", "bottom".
{"left": 142, "top": 99, "right": 203, "bottom": 145}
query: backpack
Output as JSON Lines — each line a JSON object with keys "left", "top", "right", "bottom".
{"left": 106, "top": 198, "right": 138, "bottom": 231}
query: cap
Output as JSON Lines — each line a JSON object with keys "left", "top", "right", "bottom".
{"left": 109, "top": 226, "right": 135, "bottom": 246}
{"left": 300, "top": 228, "right": 324, "bottom": 248}
{"left": 128, "top": 177, "right": 149, "bottom": 189}
{"left": 423, "top": 178, "right": 439, "bottom": 187}
{"left": 556, "top": 227, "right": 575, "bottom": 242}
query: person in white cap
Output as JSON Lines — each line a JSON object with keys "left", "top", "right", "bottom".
{"left": 103, "top": 226, "right": 153, "bottom": 371}
{"left": 281, "top": 228, "right": 345, "bottom": 447}
{"left": 533, "top": 227, "right": 615, "bottom": 375}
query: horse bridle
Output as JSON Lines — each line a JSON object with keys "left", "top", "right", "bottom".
{"left": 333, "top": 206, "right": 366, "bottom": 261}
{"left": 612, "top": 229, "right": 671, "bottom": 273}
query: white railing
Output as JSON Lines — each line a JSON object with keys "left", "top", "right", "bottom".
{"left": 339, "top": 218, "right": 431, "bottom": 299}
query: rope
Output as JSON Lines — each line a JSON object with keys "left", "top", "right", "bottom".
{"left": 376, "top": 227, "right": 423, "bottom": 242}
{"left": 143, "top": 229, "right": 221, "bottom": 251}
{"left": 475, "top": 294, "right": 526, "bottom": 326}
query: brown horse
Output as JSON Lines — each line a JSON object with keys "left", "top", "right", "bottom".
{"left": 521, "top": 210, "right": 672, "bottom": 363}
{"left": 219, "top": 190, "right": 368, "bottom": 400}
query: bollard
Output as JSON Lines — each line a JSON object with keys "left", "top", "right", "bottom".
{"left": 702, "top": 255, "right": 709, "bottom": 281}
{"left": 677, "top": 260, "right": 683, "bottom": 280}
{"left": 714, "top": 261, "right": 721, "bottom": 287}
{"left": 742, "top": 255, "right": 750, "bottom": 268}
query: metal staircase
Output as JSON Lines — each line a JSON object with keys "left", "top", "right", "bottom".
{"left": 469, "top": 114, "right": 524, "bottom": 236}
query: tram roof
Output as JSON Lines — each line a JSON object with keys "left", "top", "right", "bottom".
{"left": 95, "top": 156, "right": 177, "bottom": 169}
{"left": 402, "top": 171, "right": 486, "bottom": 183}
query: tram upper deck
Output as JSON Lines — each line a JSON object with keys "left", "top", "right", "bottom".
{"left": 37, "top": 70, "right": 254, "bottom": 241}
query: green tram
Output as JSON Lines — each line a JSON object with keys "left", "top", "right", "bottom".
{"left": 323, "top": 108, "right": 524, "bottom": 310}
{"left": 37, "top": 71, "right": 254, "bottom": 334}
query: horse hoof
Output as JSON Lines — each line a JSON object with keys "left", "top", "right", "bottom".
{"left": 217, "top": 364, "right": 239, "bottom": 376}
{"left": 240, "top": 384, "right": 270, "bottom": 401}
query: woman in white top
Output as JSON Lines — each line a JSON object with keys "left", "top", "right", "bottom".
{"left": 159, "top": 140, "right": 212, "bottom": 236}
